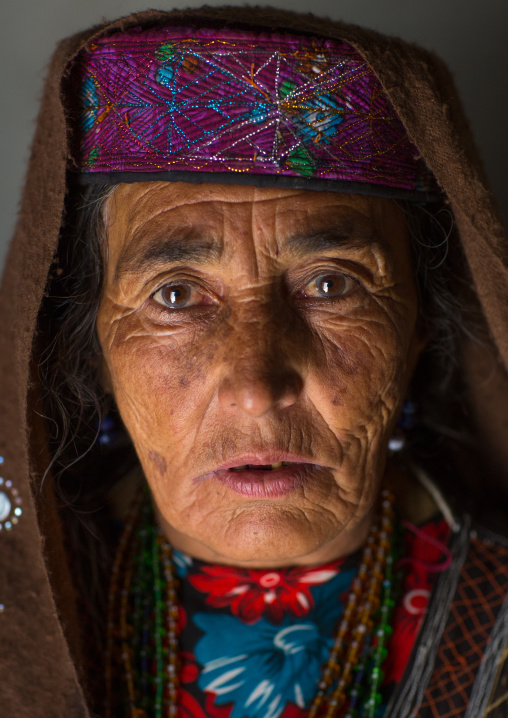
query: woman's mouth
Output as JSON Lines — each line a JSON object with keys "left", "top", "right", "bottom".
{"left": 230, "top": 461, "right": 293, "bottom": 471}
{"left": 212, "top": 461, "right": 317, "bottom": 498}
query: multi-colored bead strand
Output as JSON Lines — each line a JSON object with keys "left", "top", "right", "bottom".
{"left": 105, "top": 489, "right": 145, "bottom": 718}
{"left": 161, "top": 538, "right": 180, "bottom": 716}
{"left": 107, "top": 496, "right": 181, "bottom": 718}
{"left": 363, "top": 517, "right": 399, "bottom": 717}
{"left": 308, "top": 488, "right": 398, "bottom": 718}
{"left": 131, "top": 504, "right": 179, "bottom": 718}
{"left": 345, "top": 495, "right": 399, "bottom": 718}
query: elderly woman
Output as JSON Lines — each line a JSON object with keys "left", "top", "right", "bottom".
{"left": 2, "top": 6, "right": 508, "bottom": 718}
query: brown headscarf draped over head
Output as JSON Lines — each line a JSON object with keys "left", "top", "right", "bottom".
{"left": 1, "top": 7, "right": 508, "bottom": 718}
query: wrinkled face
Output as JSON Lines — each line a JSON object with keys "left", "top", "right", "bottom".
{"left": 97, "top": 182, "right": 423, "bottom": 567}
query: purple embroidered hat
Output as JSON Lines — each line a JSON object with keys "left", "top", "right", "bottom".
{"left": 71, "top": 25, "right": 439, "bottom": 201}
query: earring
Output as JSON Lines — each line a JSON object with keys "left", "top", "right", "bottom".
{"left": 95, "top": 415, "right": 118, "bottom": 447}
{"left": 388, "top": 431, "right": 406, "bottom": 453}
{"left": 388, "top": 400, "right": 417, "bottom": 453}
{"left": 0, "top": 456, "right": 23, "bottom": 532}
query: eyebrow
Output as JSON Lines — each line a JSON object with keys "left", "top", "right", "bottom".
{"left": 285, "top": 223, "right": 374, "bottom": 256}
{"left": 114, "top": 218, "right": 374, "bottom": 280}
{"left": 115, "top": 235, "right": 223, "bottom": 280}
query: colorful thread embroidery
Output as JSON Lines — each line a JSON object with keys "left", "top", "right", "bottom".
{"left": 74, "top": 27, "right": 437, "bottom": 195}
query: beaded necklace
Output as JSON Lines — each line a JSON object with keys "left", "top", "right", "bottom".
{"left": 105, "top": 488, "right": 399, "bottom": 718}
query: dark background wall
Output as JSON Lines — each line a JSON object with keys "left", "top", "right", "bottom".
{"left": 1, "top": 0, "right": 507, "bottom": 268}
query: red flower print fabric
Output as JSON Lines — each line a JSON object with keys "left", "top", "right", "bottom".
{"left": 188, "top": 562, "right": 342, "bottom": 624}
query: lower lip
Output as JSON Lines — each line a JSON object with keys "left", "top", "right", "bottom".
{"left": 212, "top": 464, "right": 315, "bottom": 498}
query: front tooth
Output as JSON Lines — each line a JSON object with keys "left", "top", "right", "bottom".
{"left": 271, "top": 462, "right": 283, "bottom": 469}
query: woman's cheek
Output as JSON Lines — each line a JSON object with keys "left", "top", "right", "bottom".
{"left": 308, "top": 314, "right": 407, "bottom": 450}
{"left": 106, "top": 325, "right": 218, "bottom": 441}
{"left": 316, "top": 312, "right": 402, "bottom": 389}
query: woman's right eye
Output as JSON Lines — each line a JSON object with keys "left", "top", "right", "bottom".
{"left": 300, "top": 273, "right": 358, "bottom": 299}
{"left": 151, "top": 283, "right": 205, "bottom": 309}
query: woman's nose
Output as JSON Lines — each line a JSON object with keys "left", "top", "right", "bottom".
{"left": 217, "top": 314, "right": 304, "bottom": 417}
{"left": 218, "top": 362, "right": 303, "bottom": 417}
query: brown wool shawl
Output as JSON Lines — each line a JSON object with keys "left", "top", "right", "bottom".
{"left": 1, "top": 7, "right": 508, "bottom": 717}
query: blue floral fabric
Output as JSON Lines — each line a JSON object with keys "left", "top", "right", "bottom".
{"left": 194, "top": 584, "right": 348, "bottom": 718}
{"left": 175, "top": 548, "right": 358, "bottom": 718}
{"left": 172, "top": 514, "right": 450, "bottom": 718}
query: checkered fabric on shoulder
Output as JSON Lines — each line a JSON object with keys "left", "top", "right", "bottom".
{"left": 415, "top": 537, "right": 508, "bottom": 718}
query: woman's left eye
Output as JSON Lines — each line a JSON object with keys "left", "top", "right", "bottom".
{"left": 151, "top": 283, "right": 205, "bottom": 309}
{"left": 301, "top": 273, "right": 357, "bottom": 299}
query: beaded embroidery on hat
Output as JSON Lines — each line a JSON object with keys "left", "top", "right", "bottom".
{"left": 0, "top": 456, "right": 22, "bottom": 532}
{"left": 73, "top": 27, "right": 438, "bottom": 199}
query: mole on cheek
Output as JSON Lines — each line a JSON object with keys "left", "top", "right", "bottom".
{"left": 148, "top": 450, "right": 167, "bottom": 476}
{"left": 178, "top": 376, "right": 190, "bottom": 387}
{"left": 336, "top": 353, "right": 360, "bottom": 377}
{"left": 205, "top": 346, "right": 217, "bottom": 363}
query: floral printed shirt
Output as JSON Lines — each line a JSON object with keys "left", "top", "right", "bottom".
{"left": 173, "top": 516, "right": 451, "bottom": 718}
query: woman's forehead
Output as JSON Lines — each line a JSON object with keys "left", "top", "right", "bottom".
{"left": 102, "top": 182, "right": 410, "bottom": 291}
{"left": 106, "top": 181, "right": 404, "bottom": 249}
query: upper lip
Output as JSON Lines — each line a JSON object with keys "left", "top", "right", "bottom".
{"left": 213, "top": 452, "right": 320, "bottom": 471}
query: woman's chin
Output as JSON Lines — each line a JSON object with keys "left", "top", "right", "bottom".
{"left": 152, "top": 462, "right": 377, "bottom": 566}
{"left": 158, "top": 502, "right": 358, "bottom": 568}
